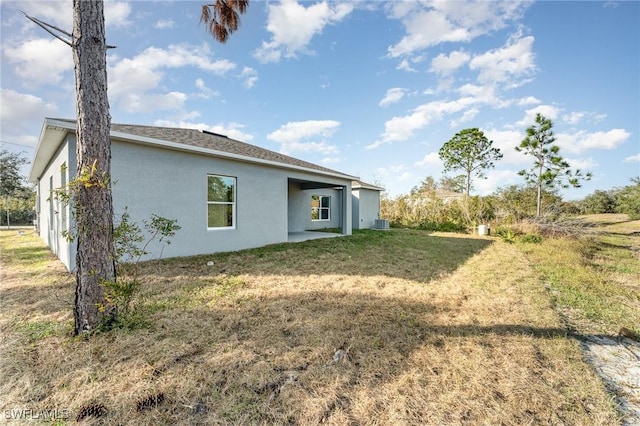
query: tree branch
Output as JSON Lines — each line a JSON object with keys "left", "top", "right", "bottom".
{"left": 22, "top": 10, "right": 117, "bottom": 49}
{"left": 22, "top": 10, "right": 73, "bottom": 47}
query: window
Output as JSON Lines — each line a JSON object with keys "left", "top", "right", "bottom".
{"left": 311, "top": 195, "right": 330, "bottom": 221}
{"left": 207, "top": 175, "right": 236, "bottom": 228}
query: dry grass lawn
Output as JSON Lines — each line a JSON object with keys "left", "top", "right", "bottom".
{"left": 0, "top": 228, "right": 619, "bottom": 425}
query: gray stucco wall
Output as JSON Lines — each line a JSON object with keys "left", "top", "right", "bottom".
{"left": 352, "top": 188, "right": 381, "bottom": 229}
{"left": 287, "top": 183, "right": 345, "bottom": 232}
{"left": 110, "top": 140, "right": 291, "bottom": 261}
{"left": 35, "top": 135, "right": 75, "bottom": 270}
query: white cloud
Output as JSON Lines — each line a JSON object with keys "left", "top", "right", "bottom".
{"left": 155, "top": 19, "right": 175, "bottom": 30}
{"left": 562, "top": 111, "right": 608, "bottom": 125}
{"left": 387, "top": 1, "right": 531, "bottom": 57}
{"left": 484, "top": 128, "right": 528, "bottom": 165}
{"left": 4, "top": 38, "right": 73, "bottom": 87}
{"left": 253, "top": 0, "right": 354, "bottom": 63}
{"left": 623, "top": 153, "right": 640, "bottom": 163}
{"left": 105, "top": 1, "right": 133, "bottom": 28}
{"left": 379, "top": 88, "right": 406, "bottom": 107}
{"left": 374, "top": 97, "right": 477, "bottom": 146}
{"left": 396, "top": 59, "right": 417, "bottom": 73}
{"left": 240, "top": 67, "right": 258, "bottom": 89}
{"left": 517, "top": 96, "right": 541, "bottom": 106}
{"left": 430, "top": 50, "right": 470, "bottom": 75}
{"left": 153, "top": 119, "right": 254, "bottom": 142}
{"left": 566, "top": 157, "right": 597, "bottom": 170}
{"left": 475, "top": 169, "right": 521, "bottom": 195}
{"left": 562, "top": 111, "right": 585, "bottom": 125}
{"left": 15, "top": 1, "right": 131, "bottom": 31}
{"left": 469, "top": 31, "right": 536, "bottom": 86}
{"left": 194, "top": 78, "right": 220, "bottom": 100}
{"left": 450, "top": 107, "right": 479, "bottom": 128}
{"left": 108, "top": 44, "right": 236, "bottom": 112}
{"left": 557, "top": 129, "right": 631, "bottom": 154}
{"left": 122, "top": 91, "right": 188, "bottom": 113}
{"left": 0, "top": 89, "right": 57, "bottom": 144}
{"left": 415, "top": 152, "right": 442, "bottom": 168}
{"left": 267, "top": 120, "right": 341, "bottom": 155}
{"left": 517, "top": 105, "right": 561, "bottom": 127}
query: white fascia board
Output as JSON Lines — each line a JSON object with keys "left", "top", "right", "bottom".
{"left": 28, "top": 118, "right": 76, "bottom": 182}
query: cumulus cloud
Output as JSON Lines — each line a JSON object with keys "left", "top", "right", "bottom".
{"left": 267, "top": 120, "right": 341, "bottom": 155}
{"left": 474, "top": 169, "right": 521, "bottom": 195}
{"left": 15, "top": 0, "right": 131, "bottom": 31}
{"left": 4, "top": 38, "right": 73, "bottom": 87}
{"left": 517, "top": 96, "right": 541, "bottom": 106}
{"left": 153, "top": 119, "right": 254, "bottom": 142}
{"left": 414, "top": 152, "right": 442, "bottom": 168}
{"left": 379, "top": 88, "right": 407, "bottom": 107}
{"left": 565, "top": 157, "right": 597, "bottom": 170}
{"left": 517, "top": 105, "right": 561, "bottom": 127}
{"left": 0, "top": 89, "right": 57, "bottom": 144}
{"left": 194, "top": 78, "right": 220, "bottom": 100}
{"left": 483, "top": 128, "right": 528, "bottom": 165}
{"left": 562, "top": 111, "right": 585, "bottom": 125}
{"left": 469, "top": 31, "right": 536, "bottom": 86}
{"left": 370, "top": 96, "right": 479, "bottom": 148}
{"left": 253, "top": 0, "right": 354, "bottom": 63}
{"left": 386, "top": 1, "right": 531, "bottom": 57}
{"left": 240, "top": 67, "right": 258, "bottom": 89}
{"left": 396, "top": 59, "right": 418, "bottom": 73}
{"left": 557, "top": 129, "right": 631, "bottom": 154}
{"left": 108, "top": 44, "right": 236, "bottom": 112}
{"left": 430, "top": 50, "right": 470, "bottom": 75}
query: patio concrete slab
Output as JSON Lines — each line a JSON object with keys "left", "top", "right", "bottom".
{"left": 287, "top": 231, "right": 343, "bottom": 243}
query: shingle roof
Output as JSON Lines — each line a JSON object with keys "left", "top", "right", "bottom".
{"left": 50, "top": 118, "right": 356, "bottom": 180}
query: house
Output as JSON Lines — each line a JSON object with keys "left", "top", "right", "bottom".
{"left": 29, "top": 118, "right": 382, "bottom": 271}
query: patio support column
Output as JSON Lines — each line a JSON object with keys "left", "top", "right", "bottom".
{"left": 342, "top": 183, "right": 352, "bottom": 236}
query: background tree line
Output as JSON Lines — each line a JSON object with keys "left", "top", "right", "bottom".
{"left": 0, "top": 149, "right": 35, "bottom": 226}
{"left": 380, "top": 113, "right": 635, "bottom": 230}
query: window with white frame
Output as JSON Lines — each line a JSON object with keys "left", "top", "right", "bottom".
{"left": 207, "top": 175, "right": 236, "bottom": 228}
{"left": 311, "top": 195, "right": 330, "bottom": 221}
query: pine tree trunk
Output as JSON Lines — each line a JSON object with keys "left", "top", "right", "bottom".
{"left": 72, "top": 0, "right": 116, "bottom": 334}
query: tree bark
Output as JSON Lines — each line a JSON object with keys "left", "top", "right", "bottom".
{"left": 72, "top": 0, "right": 116, "bottom": 334}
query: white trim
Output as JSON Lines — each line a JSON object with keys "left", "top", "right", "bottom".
{"left": 206, "top": 174, "right": 236, "bottom": 230}
{"left": 311, "top": 195, "right": 331, "bottom": 222}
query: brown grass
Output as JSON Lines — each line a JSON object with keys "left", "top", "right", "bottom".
{"left": 0, "top": 228, "right": 619, "bottom": 425}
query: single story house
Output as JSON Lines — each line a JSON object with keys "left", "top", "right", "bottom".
{"left": 29, "top": 118, "right": 383, "bottom": 271}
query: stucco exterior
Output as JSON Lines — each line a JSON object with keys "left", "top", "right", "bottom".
{"left": 30, "top": 119, "right": 358, "bottom": 271}
{"left": 352, "top": 182, "right": 384, "bottom": 230}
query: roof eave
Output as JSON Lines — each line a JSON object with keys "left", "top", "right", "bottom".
{"left": 28, "top": 118, "right": 76, "bottom": 182}
{"left": 110, "top": 130, "right": 359, "bottom": 182}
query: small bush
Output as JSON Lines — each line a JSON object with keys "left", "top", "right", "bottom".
{"left": 519, "top": 234, "right": 542, "bottom": 244}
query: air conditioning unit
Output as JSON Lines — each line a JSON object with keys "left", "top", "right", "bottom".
{"left": 374, "top": 219, "right": 389, "bottom": 230}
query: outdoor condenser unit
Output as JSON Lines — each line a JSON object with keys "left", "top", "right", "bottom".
{"left": 374, "top": 219, "right": 390, "bottom": 230}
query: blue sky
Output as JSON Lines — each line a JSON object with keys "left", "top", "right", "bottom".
{"left": 1, "top": 0, "right": 638, "bottom": 199}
